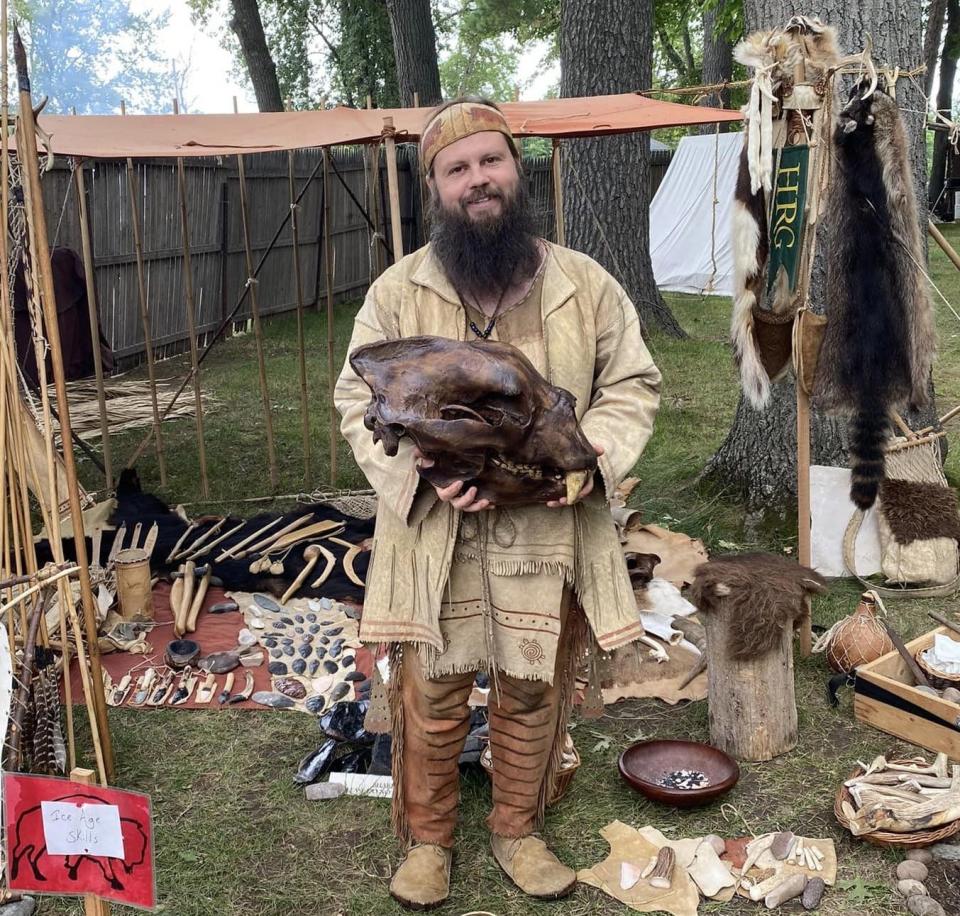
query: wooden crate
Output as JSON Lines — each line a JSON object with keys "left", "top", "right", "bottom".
{"left": 854, "top": 626, "right": 960, "bottom": 758}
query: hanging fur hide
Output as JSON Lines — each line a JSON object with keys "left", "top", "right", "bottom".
{"left": 814, "top": 80, "right": 936, "bottom": 510}
{"left": 730, "top": 18, "right": 841, "bottom": 408}
{"left": 689, "top": 553, "right": 827, "bottom": 660}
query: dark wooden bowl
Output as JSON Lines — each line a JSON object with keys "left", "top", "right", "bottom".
{"left": 618, "top": 739, "right": 740, "bottom": 808}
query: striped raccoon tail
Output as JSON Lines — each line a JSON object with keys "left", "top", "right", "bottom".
{"left": 848, "top": 402, "right": 889, "bottom": 510}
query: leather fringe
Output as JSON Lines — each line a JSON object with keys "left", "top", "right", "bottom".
{"left": 388, "top": 642, "right": 410, "bottom": 843}
{"left": 535, "top": 605, "right": 590, "bottom": 827}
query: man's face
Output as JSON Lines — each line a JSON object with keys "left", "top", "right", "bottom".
{"left": 429, "top": 130, "right": 520, "bottom": 222}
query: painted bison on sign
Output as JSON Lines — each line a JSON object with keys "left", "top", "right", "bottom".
{"left": 9, "top": 792, "right": 149, "bottom": 891}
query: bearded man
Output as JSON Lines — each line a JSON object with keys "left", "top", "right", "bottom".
{"left": 335, "top": 98, "right": 661, "bottom": 909}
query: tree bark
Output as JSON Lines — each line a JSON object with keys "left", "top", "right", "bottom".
{"left": 229, "top": 0, "right": 284, "bottom": 111}
{"left": 384, "top": 0, "right": 442, "bottom": 107}
{"left": 709, "top": 0, "right": 935, "bottom": 506}
{"left": 924, "top": 0, "right": 948, "bottom": 98}
{"left": 929, "top": 0, "right": 960, "bottom": 214}
{"left": 560, "top": 0, "right": 686, "bottom": 338}
{"left": 699, "top": 2, "right": 735, "bottom": 133}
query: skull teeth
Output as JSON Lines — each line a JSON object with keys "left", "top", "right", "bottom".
{"left": 491, "top": 456, "right": 543, "bottom": 479}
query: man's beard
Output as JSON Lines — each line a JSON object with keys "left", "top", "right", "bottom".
{"left": 429, "top": 183, "right": 541, "bottom": 299}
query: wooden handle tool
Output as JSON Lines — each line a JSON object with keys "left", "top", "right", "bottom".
{"left": 175, "top": 561, "right": 196, "bottom": 637}
{"left": 186, "top": 566, "right": 212, "bottom": 633}
{"left": 927, "top": 611, "right": 960, "bottom": 640}
{"left": 281, "top": 545, "right": 323, "bottom": 604}
{"left": 883, "top": 621, "right": 933, "bottom": 689}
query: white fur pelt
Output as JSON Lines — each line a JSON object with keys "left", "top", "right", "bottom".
{"left": 731, "top": 136, "right": 773, "bottom": 408}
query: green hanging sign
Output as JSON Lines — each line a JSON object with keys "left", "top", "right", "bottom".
{"left": 766, "top": 144, "right": 810, "bottom": 295}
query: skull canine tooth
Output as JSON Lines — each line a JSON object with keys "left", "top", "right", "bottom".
{"left": 565, "top": 469, "right": 590, "bottom": 503}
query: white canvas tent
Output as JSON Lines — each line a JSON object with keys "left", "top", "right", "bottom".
{"left": 649, "top": 130, "right": 742, "bottom": 297}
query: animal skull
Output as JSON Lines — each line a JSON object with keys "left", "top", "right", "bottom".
{"left": 350, "top": 336, "right": 598, "bottom": 507}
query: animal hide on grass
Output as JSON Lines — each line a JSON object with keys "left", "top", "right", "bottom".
{"left": 814, "top": 81, "right": 936, "bottom": 510}
{"left": 689, "top": 553, "right": 827, "bottom": 659}
{"left": 878, "top": 479, "right": 960, "bottom": 546}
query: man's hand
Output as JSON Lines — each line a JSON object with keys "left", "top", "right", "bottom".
{"left": 546, "top": 444, "right": 604, "bottom": 508}
{"left": 415, "top": 448, "right": 494, "bottom": 513}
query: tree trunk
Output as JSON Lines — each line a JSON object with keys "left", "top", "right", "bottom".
{"left": 699, "top": 2, "right": 734, "bottom": 132}
{"left": 229, "top": 0, "right": 284, "bottom": 111}
{"left": 709, "top": 0, "right": 935, "bottom": 506}
{"left": 924, "top": 0, "right": 947, "bottom": 98}
{"left": 929, "top": 0, "right": 960, "bottom": 214}
{"left": 560, "top": 0, "right": 686, "bottom": 338}
{"left": 384, "top": 0, "right": 442, "bottom": 107}
{"left": 703, "top": 596, "right": 798, "bottom": 760}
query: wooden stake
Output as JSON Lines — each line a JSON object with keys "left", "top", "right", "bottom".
{"left": 71, "top": 768, "right": 112, "bottom": 916}
{"left": 124, "top": 157, "right": 168, "bottom": 485}
{"left": 551, "top": 139, "right": 566, "bottom": 246}
{"left": 322, "top": 148, "right": 338, "bottom": 486}
{"left": 14, "top": 28, "right": 114, "bottom": 782}
{"left": 73, "top": 161, "right": 113, "bottom": 488}
{"left": 383, "top": 117, "right": 404, "bottom": 261}
{"left": 235, "top": 153, "right": 278, "bottom": 490}
{"left": 176, "top": 156, "right": 210, "bottom": 497}
{"left": 288, "top": 148, "right": 311, "bottom": 487}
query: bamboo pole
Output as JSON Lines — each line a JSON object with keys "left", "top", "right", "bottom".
{"left": 73, "top": 160, "right": 112, "bottom": 489}
{"left": 288, "top": 147, "right": 311, "bottom": 487}
{"left": 383, "top": 117, "right": 404, "bottom": 261}
{"left": 124, "top": 156, "right": 167, "bottom": 485}
{"left": 235, "top": 153, "right": 278, "bottom": 490}
{"left": 322, "top": 148, "right": 338, "bottom": 486}
{"left": 175, "top": 156, "right": 210, "bottom": 497}
{"left": 71, "top": 767, "right": 112, "bottom": 916}
{"left": 14, "top": 27, "right": 114, "bottom": 782}
{"left": 551, "top": 139, "right": 565, "bottom": 246}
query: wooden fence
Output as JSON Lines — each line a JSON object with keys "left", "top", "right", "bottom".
{"left": 40, "top": 145, "right": 671, "bottom": 369}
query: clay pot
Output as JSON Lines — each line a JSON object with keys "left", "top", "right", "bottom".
{"left": 825, "top": 591, "right": 894, "bottom": 673}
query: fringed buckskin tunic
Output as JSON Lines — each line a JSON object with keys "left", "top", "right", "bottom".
{"left": 334, "top": 241, "right": 661, "bottom": 681}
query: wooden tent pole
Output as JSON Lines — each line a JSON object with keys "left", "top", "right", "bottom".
{"left": 72, "top": 767, "right": 112, "bottom": 916}
{"left": 288, "top": 146, "right": 311, "bottom": 487}
{"left": 551, "top": 139, "right": 566, "bottom": 247}
{"left": 73, "top": 160, "right": 113, "bottom": 489}
{"left": 383, "top": 117, "right": 404, "bottom": 261}
{"left": 175, "top": 157, "right": 210, "bottom": 498}
{"left": 236, "top": 153, "right": 278, "bottom": 490}
{"left": 366, "top": 95, "right": 384, "bottom": 280}
{"left": 928, "top": 219, "right": 960, "bottom": 272}
{"left": 322, "top": 148, "right": 338, "bottom": 486}
{"left": 14, "top": 28, "right": 114, "bottom": 782}
{"left": 124, "top": 156, "right": 168, "bottom": 485}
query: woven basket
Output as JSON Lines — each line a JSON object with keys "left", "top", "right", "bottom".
{"left": 915, "top": 647, "right": 960, "bottom": 692}
{"left": 834, "top": 761, "right": 960, "bottom": 848}
{"left": 480, "top": 738, "right": 581, "bottom": 806}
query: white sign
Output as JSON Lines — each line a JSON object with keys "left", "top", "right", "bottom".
{"left": 328, "top": 772, "right": 393, "bottom": 798}
{"left": 41, "top": 800, "right": 126, "bottom": 859}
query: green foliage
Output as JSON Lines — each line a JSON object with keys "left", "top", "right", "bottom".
{"left": 14, "top": 0, "right": 172, "bottom": 113}
{"left": 187, "top": 0, "right": 399, "bottom": 109}
{"left": 331, "top": 0, "right": 399, "bottom": 108}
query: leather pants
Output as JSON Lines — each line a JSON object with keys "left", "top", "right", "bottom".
{"left": 395, "top": 601, "right": 578, "bottom": 847}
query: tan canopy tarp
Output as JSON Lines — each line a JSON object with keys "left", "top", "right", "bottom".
{"left": 35, "top": 93, "right": 742, "bottom": 160}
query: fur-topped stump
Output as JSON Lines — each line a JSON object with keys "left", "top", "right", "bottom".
{"left": 690, "top": 554, "right": 827, "bottom": 761}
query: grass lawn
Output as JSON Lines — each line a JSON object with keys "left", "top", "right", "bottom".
{"left": 48, "top": 225, "right": 960, "bottom": 915}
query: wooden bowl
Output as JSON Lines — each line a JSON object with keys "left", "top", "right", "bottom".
{"left": 618, "top": 739, "right": 739, "bottom": 808}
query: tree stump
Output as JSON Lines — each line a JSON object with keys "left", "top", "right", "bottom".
{"left": 702, "top": 604, "right": 798, "bottom": 761}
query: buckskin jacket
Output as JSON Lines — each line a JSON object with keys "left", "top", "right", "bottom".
{"left": 334, "top": 241, "right": 662, "bottom": 654}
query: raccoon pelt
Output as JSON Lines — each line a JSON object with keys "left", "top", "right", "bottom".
{"left": 689, "top": 553, "right": 827, "bottom": 660}
{"left": 814, "top": 80, "right": 936, "bottom": 510}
